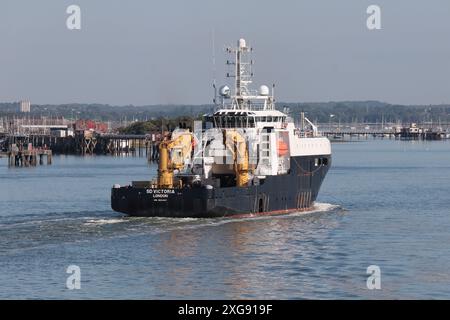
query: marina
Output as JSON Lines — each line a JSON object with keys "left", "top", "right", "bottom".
{"left": 1, "top": 118, "right": 448, "bottom": 165}
{"left": 321, "top": 123, "right": 449, "bottom": 140}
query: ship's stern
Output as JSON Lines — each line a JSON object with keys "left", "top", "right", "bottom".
{"left": 111, "top": 184, "right": 216, "bottom": 218}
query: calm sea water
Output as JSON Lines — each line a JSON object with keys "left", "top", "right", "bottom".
{"left": 0, "top": 139, "right": 449, "bottom": 299}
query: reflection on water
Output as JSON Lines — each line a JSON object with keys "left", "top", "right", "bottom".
{"left": 143, "top": 206, "right": 344, "bottom": 299}
{"left": 1, "top": 140, "right": 450, "bottom": 299}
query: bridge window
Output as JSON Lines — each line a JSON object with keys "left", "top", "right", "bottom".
{"left": 209, "top": 115, "right": 259, "bottom": 128}
{"left": 315, "top": 157, "right": 329, "bottom": 166}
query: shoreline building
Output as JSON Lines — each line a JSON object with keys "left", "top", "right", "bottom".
{"left": 20, "top": 100, "right": 31, "bottom": 113}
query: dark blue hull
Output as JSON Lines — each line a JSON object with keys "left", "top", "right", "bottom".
{"left": 111, "top": 155, "right": 331, "bottom": 218}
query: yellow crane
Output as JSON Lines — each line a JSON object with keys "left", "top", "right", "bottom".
{"left": 224, "top": 130, "right": 249, "bottom": 187}
{"left": 158, "top": 132, "right": 193, "bottom": 188}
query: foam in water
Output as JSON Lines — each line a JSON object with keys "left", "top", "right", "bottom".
{"left": 150, "top": 202, "right": 342, "bottom": 231}
{"left": 77, "top": 203, "right": 341, "bottom": 233}
{"left": 296, "top": 202, "right": 340, "bottom": 215}
{"left": 84, "top": 218, "right": 126, "bottom": 226}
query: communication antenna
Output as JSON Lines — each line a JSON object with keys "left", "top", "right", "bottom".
{"left": 212, "top": 29, "right": 217, "bottom": 106}
{"left": 272, "top": 83, "right": 276, "bottom": 107}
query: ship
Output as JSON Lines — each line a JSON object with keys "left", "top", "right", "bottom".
{"left": 111, "top": 39, "right": 331, "bottom": 218}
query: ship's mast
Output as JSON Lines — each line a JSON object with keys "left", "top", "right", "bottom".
{"left": 227, "top": 39, "right": 253, "bottom": 109}
{"left": 235, "top": 39, "right": 251, "bottom": 97}
{"left": 218, "top": 38, "right": 275, "bottom": 111}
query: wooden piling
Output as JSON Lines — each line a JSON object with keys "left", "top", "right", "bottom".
{"left": 5, "top": 149, "right": 53, "bottom": 167}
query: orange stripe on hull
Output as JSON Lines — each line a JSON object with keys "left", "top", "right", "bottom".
{"left": 228, "top": 206, "right": 314, "bottom": 219}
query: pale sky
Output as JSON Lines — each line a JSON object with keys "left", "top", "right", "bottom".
{"left": 1, "top": 0, "right": 450, "bottom": 105}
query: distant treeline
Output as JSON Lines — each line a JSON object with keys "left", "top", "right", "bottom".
{"left": 118, "top": 116, "right": 201, "bottom": 134}
{"left": 1, "top": 101, "right": 450, "bottom": 124}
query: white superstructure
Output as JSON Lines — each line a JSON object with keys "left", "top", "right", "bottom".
{"left": 193, "top": 39, "right": 331, "bottom": 182}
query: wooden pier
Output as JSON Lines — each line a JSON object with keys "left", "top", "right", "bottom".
{"left": 2, "top": 149, "right": 53, "bottom": 167}
{"left": 78, "top": 133, "right": 160, "bottom": 160}
{"left": 1, "top": 131, "right": 161, "bottom": 160}
{"left": 323, "top": 129, "right": 448, "bottom": 141}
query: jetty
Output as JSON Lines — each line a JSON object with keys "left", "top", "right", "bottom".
{"left": 1, "top": 149, "right": 52, "bottom": 167}
{"left": 320, "top": 122, "right": 449, "bottom": 141}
